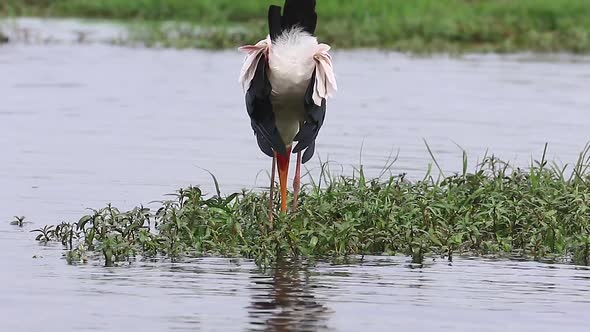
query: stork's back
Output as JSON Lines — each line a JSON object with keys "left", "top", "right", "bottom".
{"left": 269, "top": 28, "right": 317, "bottom": 98}
{"left": 267, "top": 0, "right": 320, "bottom": 98}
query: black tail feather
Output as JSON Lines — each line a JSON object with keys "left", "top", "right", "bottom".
{"left": 282, "top": 0, "right": 317, "bottom": 34}
{"left": 268, "top": 5, "right": 283, "bottom": 40}
{"left": 268, "top": 0, "right": 318, "bottom": 40}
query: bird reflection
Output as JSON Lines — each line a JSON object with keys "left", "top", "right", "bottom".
{"left": 248, "top": 259, "right": 332, "bottom": 331}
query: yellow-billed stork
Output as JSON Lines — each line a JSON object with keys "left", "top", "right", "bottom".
{"left": 238, "top": 0, "right": 337, "bottom": 216}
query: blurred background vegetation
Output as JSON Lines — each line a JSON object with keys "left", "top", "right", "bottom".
{"left": 2, "top": 0, "right": 590, "bottom": 52}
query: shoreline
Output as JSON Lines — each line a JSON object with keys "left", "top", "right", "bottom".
{"left": 2, "top": 0, "right": 589, "bottom": 53}
{"left": 2, "top": 17, "right": 590, "bottom": 58}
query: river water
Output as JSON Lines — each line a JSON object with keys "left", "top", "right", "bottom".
{"left": 1, "top": 19, "right": 590, "bottom": 331}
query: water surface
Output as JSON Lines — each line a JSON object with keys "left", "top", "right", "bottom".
{"left": 1, "top": 23, "right": 590, "bottom": 331}
{"left": 3, "top": 229, "right": 590, "bottom": 332}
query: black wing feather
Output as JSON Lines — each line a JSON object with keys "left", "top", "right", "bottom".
{"left": 293, "top": 69, "right": 326, "bottom": 163}
{"left": 245, "top": 54, "right": 287, "bottom": 156}
{"left": 301, "top": 141, "right": 316, "bottom": 164}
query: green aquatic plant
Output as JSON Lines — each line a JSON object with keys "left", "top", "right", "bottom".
{"left": 31, "top": 225, "right": 54, "bottom": 242}
{"left": 10, "top": 216, "right": 28, "bottom": 227}
{"left": 31, "top": 144, "right": 590, "bottom": 267}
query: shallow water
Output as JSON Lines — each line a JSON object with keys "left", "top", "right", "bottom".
{"left": 2, "top": 21, "right": 590, "bottom": 331}
{"left": 3, "top": 230, "right": 590, "bottom": 332}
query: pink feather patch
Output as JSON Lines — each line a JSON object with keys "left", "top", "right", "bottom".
{"left": 312, "top": 43, "right": 337, "bottom": 107}
{"left": 238, "top": 36, "right": 337, "bottom": 107}
{"left": 238, "top": 36, "right": 271, "bottom": 92}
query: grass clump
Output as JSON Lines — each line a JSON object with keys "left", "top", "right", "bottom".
{"left": 10, "top": 216, "right": 28, "bottom": 227}
{"left": 2, "top": 0, "right": 590, "bottom": 53}
{"left": 31, "top": 144, "right": 590, "bottom": 267}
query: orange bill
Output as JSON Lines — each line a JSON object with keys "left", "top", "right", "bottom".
{"left": 275, "top": 147, "right": 292, "bottom": 213}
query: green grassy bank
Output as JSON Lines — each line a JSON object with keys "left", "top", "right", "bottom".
{"left": 23, "top": 145, "right": 590, "bottom": 267}
{"left": 2, "top": 0, "right": 590, "bottom": 52}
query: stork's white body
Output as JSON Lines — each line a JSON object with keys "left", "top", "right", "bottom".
{"left": 237, "top": 0, "right": 337, "bottom": 214}
{"left": 238, "top": 28, "right": 337, "bottom": 150}
{"left": 268, "top": 29, "right": 318, "bottom": 148}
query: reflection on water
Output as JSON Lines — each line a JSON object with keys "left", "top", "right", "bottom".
{"left": 248, "top": 260, "right": 331, "bottom": 331}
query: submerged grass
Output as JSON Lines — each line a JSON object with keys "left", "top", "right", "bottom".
{"left": 2, "top": 0, "right": 590, "bottom": 53}
{"left": 30, "top": 144, "right": 590, "bottom": 267}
